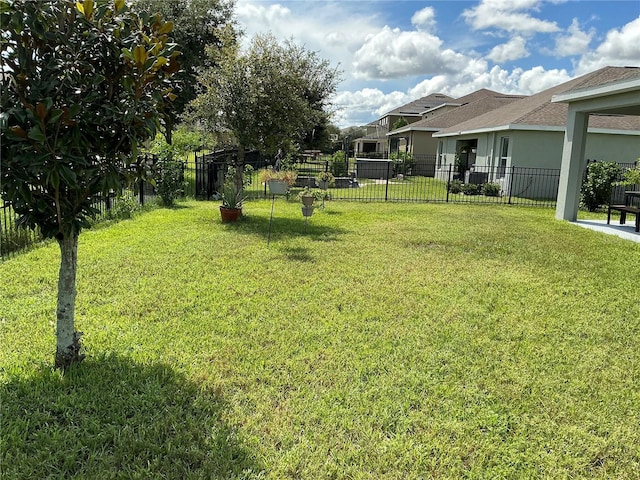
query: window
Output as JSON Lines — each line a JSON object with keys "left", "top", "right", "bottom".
{"left": 497, "top": 137, "right": 509, "bottom": 178}
{"left": 437, "top": 141, "right": 444, "bottom": 169}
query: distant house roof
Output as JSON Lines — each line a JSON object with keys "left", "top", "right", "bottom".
{"left": 388, "top": 90, "right": 526, "bottom": 135}
{"left": 383, "top": 93, "right": 455, "bottom": 118}
{"left": 434, "top": 66, "right": 640, "bottom": 137}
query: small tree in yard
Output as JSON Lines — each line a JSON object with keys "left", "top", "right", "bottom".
{"left": 190, "top": 33, "right": 341, "bottom": 193}
{"left": 0, "top": 0, "right": 180, "bottom": 368}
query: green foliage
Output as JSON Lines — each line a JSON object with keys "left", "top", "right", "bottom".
{"left": 462, "top": 183, "right": 482, "bottom": 195}
{"left": 330, "top": 150, "right": 348, "bottom": 177}
{"left": 0, "top": 0, "right": 180, "bottom": 238}
{"left": 258, "top": 168, "right": 298, "bottom": 186}
{"left": 153, "top": 159, "right": 186, "bottom": 207}
{"left": 315, "top": 170, "right": 335, "bottom": 186}
{"left": 390, "top": 151, "right": 415, "bottom": 176}
{"left": 109, "top": 191, "right": 138, "bottom": 220}
{"left": 190, "top": 33, "right": 341, "bottom": 159}
{"left": 147, "top": 126, "right": 212, "bottom": 160}
{"left": 616, "top": 159, "right": 640, "bottom": 187}
{"left": 482, "top": 182, "right": 502, "bottom": 197}
{"left": 448, "top": 179, "right": 463, "bottom": 194}
{"left": 220, "top": 165, "right": 252, "bottom": 209}
{"left": 133, "top": 0, "right": 238, "bottom": 138}
{"left": 581, "top": 161, "right": 622, "bottom": 211}
{"left": 392, "top": 117, "right": 409, "bottom": 130}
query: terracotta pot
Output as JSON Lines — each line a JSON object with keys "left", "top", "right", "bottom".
{"left": 301, "top": 195, "right": 315, "bottom": 207}
{"left": 268, "top": 180, "right": 288, "bottom": 195}
{"left": 220, "top": 206, "right": 241, "bottom": 222}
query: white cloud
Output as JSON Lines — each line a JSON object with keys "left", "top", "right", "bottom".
{"left": 235, "top": 0, "right": 380, "bottom": 80}
{"left": 486, "top": 36, "right": 530, "bottom": 63}
{"left": 331, "top": 88, "right": 409, "bottom": 126}
{"left": 517, "top": 66, "right": 571, "bottom": 92}
{"left": 463, "top": 0, "right": 560, "bottom": 33}
{"left": 553, "top": 18, "right": 595, "bottom": 56}
{"left": 334, "top": 64, "right": 573, "bottom": 127}
{"left": 353, "top": 26, "right": 468, "bottom": 79}
{"left": 411, "top": 7, "right": 436, "bottom": 32}
{"left": 575, "top": 16, "right": 640, "bottom": 74}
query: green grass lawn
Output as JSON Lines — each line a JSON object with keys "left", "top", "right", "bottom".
{"left": 1, "top": 200, "right": 639, "bottom": 479}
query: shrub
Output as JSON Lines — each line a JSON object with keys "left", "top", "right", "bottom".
{"left": 154, "top": 159, "right": 186, "bottom": 207}
{"left": 462, "top": 183, "right": 481, "bottom": 195}
{"left": 580, "top": 161, "right": 621, "bottom": 211}
{"left": 110, "top": 191, "right": 137, "bottom": 220}
{"left": 448, "top": 179, "right": 463, "bottom": 194}
{"left": 482, "top": 182, "right": 501, "bottom": 197}
{"left": 616, "top": 159, "right": 640, "bottom": 187}
{"left": 330, "top": 150, "right": 348, "bottom": 177}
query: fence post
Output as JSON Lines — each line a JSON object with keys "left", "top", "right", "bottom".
{"left": 385, "top": 161, "right": 391, "bottom": 201}
{"left": 508, "top": 165, "right": 515, "bottom": 205}
{"left": 446, "top": 163, "right": 452, "bottom": 203}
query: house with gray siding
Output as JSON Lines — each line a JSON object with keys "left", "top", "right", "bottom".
{"left": 432, "top": 66, "right": 640, "bottom": 199}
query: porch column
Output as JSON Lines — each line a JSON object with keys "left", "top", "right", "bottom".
{"left": 555, "top": 106, "right": 589, "bottom": 221}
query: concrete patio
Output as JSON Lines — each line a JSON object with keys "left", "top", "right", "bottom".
{"left": 572, "top": 218, "right": 640, "bottom": 243}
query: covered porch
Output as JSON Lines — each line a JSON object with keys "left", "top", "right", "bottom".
{"left": 552, "top": 73, "right": 640, "bottom": 241}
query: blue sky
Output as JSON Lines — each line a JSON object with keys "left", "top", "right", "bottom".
{"left": 235, "top": 0, "right": 640, "bottom": 127}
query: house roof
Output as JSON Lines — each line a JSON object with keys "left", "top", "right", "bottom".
{"left": 433, "top": 66, "right": 640, "bottom": 137}
{"left": 383, "top": 93, "right": 455, "bottom": 117}
{"left": 388, "top": 90, "right": 526, "bottom": 135}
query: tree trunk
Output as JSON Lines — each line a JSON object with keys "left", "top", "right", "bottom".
{"left": 235, "top": 145, "right": 245, "bottom": 195}
{"left": 55, "top": 232, "right": 84, "bottom": 369}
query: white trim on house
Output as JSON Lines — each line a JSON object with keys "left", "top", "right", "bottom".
{"left": 552, "top": 77, "right": 640, "bottom": 104}
{"left": 433, "top": 123, "right": 640, "bottom": 137}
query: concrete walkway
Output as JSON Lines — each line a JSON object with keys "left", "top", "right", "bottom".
{"left": 571, "top": 219, "right": 640, "bottom": 243}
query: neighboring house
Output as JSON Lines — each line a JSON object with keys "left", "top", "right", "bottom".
{"left": 353, "top": 93, "right": 453, "bottom": 157}
{"left": 386, "top": 89, "right": 526, "bottom": 175}
{"left": 432, "top": 66, "right": 640, "bottom": 198}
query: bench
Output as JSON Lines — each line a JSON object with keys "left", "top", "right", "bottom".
{"left": 607, "top": 204, "right": 640, "bottom": 232}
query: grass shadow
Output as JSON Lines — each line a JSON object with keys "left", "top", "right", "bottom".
{"left": 1, "top": 354, "right": 263, "bottom": 479}
{"left": 222, "top": 210, "right": 349, "bottom": 243}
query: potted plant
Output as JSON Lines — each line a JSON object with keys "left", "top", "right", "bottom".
{"left": 258, "top": 168, "right": 297, "bottom": 195}
{"left": 315, "top": 171, "right": 335, "bottom": 190}
{"left": 219, "top": 166, "right": 248, "bottom": 222}
{"left": 298, "top": 186, "right": 316, "bottom": 207}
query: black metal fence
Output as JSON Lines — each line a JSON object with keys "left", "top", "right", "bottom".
{"left": 1, "top": 178, "right": 157, "bottom": 260}
{"left": 236, "top": 160, "right": 562, "bottom": 207}
{"left": 4, "top": 154, "right": 636, "bottom": 260}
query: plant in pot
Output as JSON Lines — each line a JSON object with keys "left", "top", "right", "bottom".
{"left": 258, "top": 168, "right": 298, "bottom": 195}
{"left": 298, "top": 187, "right": 324, "bottom": 216}
{"left": 315, "top": 171, "right": 335, "bottom": 190}
{"left": 219, "top": 166, "right": 248, "bottom": 222}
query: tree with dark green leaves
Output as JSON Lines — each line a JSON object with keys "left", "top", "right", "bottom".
{"left": 189, "top": 33, "right": 341, "bottom": 191}
{"left": 136, "top": 0, "right": 238, "bottom": 144}
{"left": 0, "top": 0, "right": 180, "bottom": 368}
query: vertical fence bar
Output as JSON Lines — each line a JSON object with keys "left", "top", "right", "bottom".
{"left": 508, "top": 165, "right": 515, "bottom": 205}
{"left": 385, "top": 161, "right": 391, "bottom": 202}
{"left": 446, "top": 164, "right": 452, "bottom": 203}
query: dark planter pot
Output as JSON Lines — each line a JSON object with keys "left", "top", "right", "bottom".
{"left": 220, "top": 206, "right": 241, "bottom": 222}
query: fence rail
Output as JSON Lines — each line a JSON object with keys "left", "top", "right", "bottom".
{"left": 1, "top": 179, "right": 156, "bottom": 260}
{"left": 4, "top": 155, "right": 636, "bottom": 260}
